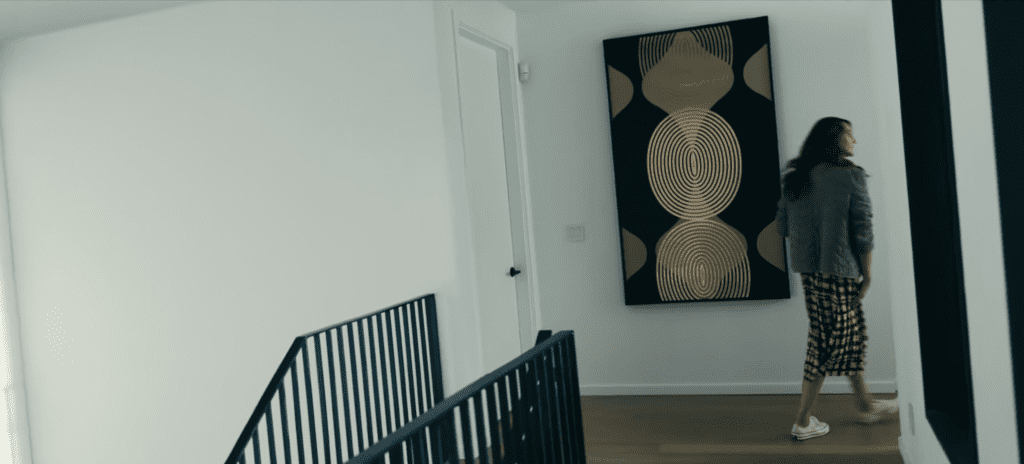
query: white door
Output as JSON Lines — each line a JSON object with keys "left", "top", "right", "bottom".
{"left": 454, "top": 29, "right": 525, "bottom": 374}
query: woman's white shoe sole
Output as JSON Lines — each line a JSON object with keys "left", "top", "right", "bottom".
{"left": 859, "top": 398, "right": 899, "bottom": 424}
{"left": 792, "top": 416, "right": 830, "bottom": 440}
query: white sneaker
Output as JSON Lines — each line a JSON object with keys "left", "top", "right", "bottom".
{"left": 859, "top": 398, "right": 898, "bottom": 424}
{"left": 791, "top": 416, "right": 830, "bottom": 440}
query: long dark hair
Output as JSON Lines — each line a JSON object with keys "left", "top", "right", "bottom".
{"left": 781, "top": 117, "right": 865, "bottom": 202}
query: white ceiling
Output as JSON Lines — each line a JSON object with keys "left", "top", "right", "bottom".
{"left": 498, "top": 0, "right": 574, "bottom": 14}
{"left": 0, "top": 0, "right": 577, "bottom": 46}
{"left": 0, "top": 0, "right": 200, "bottom": 45}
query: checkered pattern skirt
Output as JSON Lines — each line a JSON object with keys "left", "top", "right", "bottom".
{"left": 801, "top": 272, "right": 868, "bottom": 382}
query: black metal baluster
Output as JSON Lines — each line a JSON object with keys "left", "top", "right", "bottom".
{"left": 485, "top": 382, "right": 499, "bottom": 464}
{"left": 540, "top": 348, "right": 556, "bottom": 463}
{"left": 409, "top": 427, "right": 421, "bottom": 463}
{"left": 240, "top": 450, "right": 246, "bottom": 464}
{"left": 325, "top": 329, "right": 343, "bottom": 463}
{"left": 544, "top": 346, "right": 561, "bottom": 460}
{"left": 385, "top": 310, "right": 401, "bottom": 436}
{"left": 495, "top": 377, "right": 512, "bottom": 464}
{"left": 538, "top": 347, "right": 555, "bottom": 463}
{"left": 291, "top": 361, "right": 306, "bottom": 464}
{"left": 566, "top": 334, "right": 585, "bottom": 462}
{"left": 368, "top": 315, "right": 384, "bottom": 445}
{"left": 347, "top": 323, "right": 364, "bottom": 454}
{"left": 423, "top": 296, "right": 447, "bottom": 464}
{"left": 515, "top": 363, "right": 531, "bottom": 464}
{"left": 314, "top": 335, "right": 332, "bottom": 464}
{"left": 358, "top": 319, "right": 374, "bottom": 450}
{"left": 523, "top": 359, "right": 543, "bottom": 464}
{"left": 386, "top": 438, "right": 402, "bottom": 464}
{"left": 458, "top": 400, "right": 474, "bottom": 464}
{"left": 539, "top": 350, "right": 556, "bottom": 464}
{"left": 554, "top": 340, "right": 573, "bottom": 464}
{"left": 301, "top": 341, "right": 320, "bottom": 464}
{"left": 253, "top": 427, "right": 262, "bottom": 464}
{"left": 565, "top": 338, "right": 583, "bottom": 464}
{"left": 472, "top": 392, "right": 488, "bottom": 464}
{"left": 407, "top": 301, "right": 423, "bottom": 417}
{"left": 279, "top": 382, "right": 293, "bottom": 464}
{"left": 420, "top": 426, "right": 432, "bottom": 464}
{"left": 411, "top": 302, "right": 426, "bottom": 420}
{"left": 434, "top": 408, "right": 456, "bottom": 464}
{"left": 394, "top": 307, "right": 410, "bottom": 430}
{"left": 400, "top": 305, "right": 416, "bottom": 421}
{"left": 427, "top": 415, "right": 442, "bottom": 464}
{"left": 424, "top": 296, "right": 445, "bottom": 408}
{"left": 376, "top": 312, "right": 394, "bottom": 438}
{"left": 266, "top": 400, "right": 278, "bottom": 464}
{"left": 508, "top": 369, "right": 527, "bottom": 464}
{"left": 339, "top": 326, "right": 356, "bottom": 457}
{"left": 405, "top": 304, "right": 422, "bottom": 419}
{"left": 492, "top": 380, "right": 506, "bottom": 464}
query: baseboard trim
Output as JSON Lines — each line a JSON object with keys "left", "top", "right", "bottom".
{"left": 580, "top": 380, "right": 898, "bottom": 396}
{"left": 899, "top": 436, "right": 915, "bottom": 464}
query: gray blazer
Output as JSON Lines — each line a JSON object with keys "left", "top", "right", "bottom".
{"left": 775, "top": 163, "right": 874, "bottom": 278}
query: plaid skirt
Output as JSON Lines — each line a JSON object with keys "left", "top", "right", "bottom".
{"left": 801, "top": 272, "right": 868, "bottom": 382}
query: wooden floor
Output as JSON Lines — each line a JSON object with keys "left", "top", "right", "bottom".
{"left": 460, "top": 392, "right": 901, "bottom": 463}
{"left": 578, "top": 392, "right": 902, "bottom": 464}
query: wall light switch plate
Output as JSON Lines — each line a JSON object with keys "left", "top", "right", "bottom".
{"left": 567, "top": 224, "right": 585, "bottom": 242}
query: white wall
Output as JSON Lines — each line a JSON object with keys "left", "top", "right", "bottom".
{"left": 0, "top": 94, "right": 32, "bottom": 464}
{"left": 0, "top": 1, "right": 485, "bottom": 463}
{"left": 0, "top": 1, "right": 1016, "bottom": 464}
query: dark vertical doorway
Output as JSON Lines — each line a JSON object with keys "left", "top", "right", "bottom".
{"left": 982, "top": 0, "right": 1024, "bottom": 461}
{"left": 891, "top": 1, "right": 978, "bottom": 463}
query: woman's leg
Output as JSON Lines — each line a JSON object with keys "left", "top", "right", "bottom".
{"left": 795, "top": 374, "right": 826, "bottom": 427}
{"left": 849, "top": 372, "right": 874, "bottom": 412}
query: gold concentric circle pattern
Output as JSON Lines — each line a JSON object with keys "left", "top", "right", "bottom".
{"left": 647, "top": 108, "right": 742, "bottom": 220}
{"left": 656, "top": 219, "right": 751, "bottom": 300}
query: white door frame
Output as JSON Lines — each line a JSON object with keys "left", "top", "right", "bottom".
{"left": 453, "top": 16, "right": 539, "bottom": 356}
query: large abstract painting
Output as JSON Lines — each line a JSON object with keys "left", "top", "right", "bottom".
{"left": 603, "top": 16, "right": 790, "bottom": 305}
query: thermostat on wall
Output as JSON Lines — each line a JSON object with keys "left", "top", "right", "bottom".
{"left": 567, "top": 224, "right": 585, "bottom": 242}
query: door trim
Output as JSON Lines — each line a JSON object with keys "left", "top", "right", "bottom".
{"left": 452, "top": 16, "right": 539, "bottom": 356}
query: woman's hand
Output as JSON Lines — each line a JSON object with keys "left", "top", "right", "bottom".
{"left": 858, "top": 275, "right": 871, "bottom": 302}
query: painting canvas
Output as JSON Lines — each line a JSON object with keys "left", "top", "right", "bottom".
{"left": 603, "top": 16, "right": 791, "bottom": 305}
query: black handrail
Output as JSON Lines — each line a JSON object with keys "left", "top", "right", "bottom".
{"left": 226, "top": 294, "right": 445, "bottom": 464}
{"left": 345, "top": 330, "right": 586, "bottom": 464}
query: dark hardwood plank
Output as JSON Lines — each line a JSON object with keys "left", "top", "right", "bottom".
{"left": 450, "top": 393, "right": 902, "bottom": 463}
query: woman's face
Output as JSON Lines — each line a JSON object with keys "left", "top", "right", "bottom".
{"left": 840, "top": 123, "right": 856, "bottom": 155}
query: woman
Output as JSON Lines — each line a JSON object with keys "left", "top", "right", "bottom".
{"left": 775, "top": 117, "right": 899, "bottom": 441}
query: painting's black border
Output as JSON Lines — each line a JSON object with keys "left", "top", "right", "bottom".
{"left": 982, "top": 0, "right": 1024, "bottom": 460}
{"left": 602, "top": 16, "right": 788, "bottom": 305}
{"left": 603, "top": 15, "right": 767, "bottom": 43}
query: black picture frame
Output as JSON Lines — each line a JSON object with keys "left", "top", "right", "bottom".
{"left": 602, "top": 16, "right": 789, "bottom": 306}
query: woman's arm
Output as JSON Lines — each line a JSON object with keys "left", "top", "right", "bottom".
{"left": 849, "top": 169, "right": 874, "bottom": 278}
{"left": 859, "top": 251, "right": 872, "bottom": 279}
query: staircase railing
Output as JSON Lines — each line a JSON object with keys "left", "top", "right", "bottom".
{"left": 226, "top": 294, "right": 445, "bottom": 464}
{"left": 344, "top": 329, "right": 586, "bottom": 464}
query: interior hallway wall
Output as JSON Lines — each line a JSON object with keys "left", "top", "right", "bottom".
{"left": 0, "top": 2, "right": 483, "bottom": 463}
